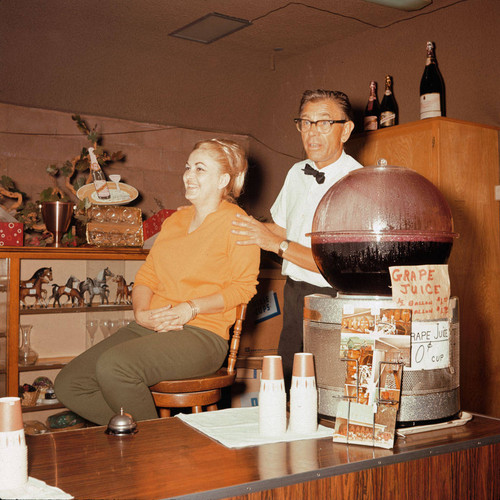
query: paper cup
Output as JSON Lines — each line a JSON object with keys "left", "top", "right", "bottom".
{"left": 289, "top": 354, "right": 318, "bottom": 434}
{"left": 292, "top": 353, "right": 315, "bottom": 378}
{"left": 0, "top": 445, "right": 28, "bottom": 490}
{"left": 261, "top": 355, "right": 284, "bottom": 381}
{"left": 259, "top": 356, "right": 286, "bottom": 436}
{"left": 0, "top": 397, "right": 28, "bottom": 491}
{"left": 259, "top": 380, "right": 287, "bottom": 436}
{"left": 0, "top": 397, "right": 23, "bottom": 432}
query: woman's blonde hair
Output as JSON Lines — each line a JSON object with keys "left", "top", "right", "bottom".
{"left": 193, "top": 139, "right": 248, "bottom": 202}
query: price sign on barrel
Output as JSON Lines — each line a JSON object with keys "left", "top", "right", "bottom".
{"left": 390, "top": 264, "right": 452, "bottom": 371}
{"left": 389, "top": 264, "right": 451, "bottom": 321}
{"left": 406, "top": 320, "right": 450, "bottom": 371}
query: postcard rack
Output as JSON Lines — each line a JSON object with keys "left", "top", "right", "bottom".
{"left": 340, "top": 357, "right": 404, "bottom": 446}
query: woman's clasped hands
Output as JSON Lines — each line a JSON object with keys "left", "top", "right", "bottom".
{"left": 136, "top": 303, "right": 193, "bottom": 332}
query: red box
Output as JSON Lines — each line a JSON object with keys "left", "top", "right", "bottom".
{"left": 142, "top": 209, "right": 176, "bottom": 241}
{"left": 0, "top": 221, "right": 23, "bottom": 246}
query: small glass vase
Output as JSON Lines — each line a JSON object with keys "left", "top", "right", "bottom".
{"left": 19, "top": 324, "right": 38, "bottom": 366}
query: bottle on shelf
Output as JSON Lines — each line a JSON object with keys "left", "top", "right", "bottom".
{"left": 380, "top": 75, "right": 398, "bottom": 128}
{"left": 88, "top": 147, "right": 111, "bottom": 200}
{"left": 364, "top": 81, "right": 380, "bottom": 131}
{"left": 420, "top": 41, "right": 445, "bottom": 119}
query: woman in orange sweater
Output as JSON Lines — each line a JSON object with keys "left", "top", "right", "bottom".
{"left": 55, "top": 139, "right": 260, "bottom": 425}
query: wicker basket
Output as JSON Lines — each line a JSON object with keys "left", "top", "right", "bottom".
{"left": 21, "top": 389, "right": 40, "bottom": 407}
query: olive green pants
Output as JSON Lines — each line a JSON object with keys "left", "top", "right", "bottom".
{"left": 54, "top": 321, "right": 228, "bottom": 425}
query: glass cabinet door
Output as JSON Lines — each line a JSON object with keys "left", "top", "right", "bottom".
{"left": 0, "top": 258, "right": 8, "bottom": 397}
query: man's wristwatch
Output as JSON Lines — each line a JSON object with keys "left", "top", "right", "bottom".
{"left": 278, "top": 239, "right": 290, "bottom": 258}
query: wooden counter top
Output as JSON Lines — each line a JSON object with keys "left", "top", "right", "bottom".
{"left": 27, "top": 412, "right": 500, "bottom": 499}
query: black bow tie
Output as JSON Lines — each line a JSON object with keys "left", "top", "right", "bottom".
{"left": 302, "top": 163, "right": 325, "bottom": 184}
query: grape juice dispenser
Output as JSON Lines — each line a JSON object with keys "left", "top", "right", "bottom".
{"left": 304, "top": 161, "right": 460, "bottom": 424}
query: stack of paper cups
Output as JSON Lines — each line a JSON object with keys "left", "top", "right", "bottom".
{"left": 259, "top": 355, "right": 287, "bottom": 436}
{"left": 0, "top": 397, "right": 28, "bottom": 490}
{"left": 289, "top": 352, "right": 318, "bottom": 434}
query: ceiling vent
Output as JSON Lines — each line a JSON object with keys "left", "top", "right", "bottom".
{"left": 169, "top": 12, "right": 252, "bottom": 44}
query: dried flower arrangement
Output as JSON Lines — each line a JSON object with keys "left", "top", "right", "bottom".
{"left": 0, "top": 115, "right": 125, "bottom": 245}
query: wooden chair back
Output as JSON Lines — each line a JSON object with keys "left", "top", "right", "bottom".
{"left": 227, "top": 303, "right": 247, "bottom": 374}
{"left": 150, "top": 303, "right": 247, "bottom": 417}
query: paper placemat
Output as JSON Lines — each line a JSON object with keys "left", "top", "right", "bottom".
{"left": 176, "top": 407, "right": 333, "bottom": 448}
{"left": 0, "top": 477, "right": 73, "bottom": 499}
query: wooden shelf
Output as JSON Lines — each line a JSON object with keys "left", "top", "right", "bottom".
{"left": 19, "top": 358, "right": 71, "bottom": 413}
{"left": 17, "top": 356, "right": 75, "bottom": 372}
{"left": 0, "top": 246, "right": 148, "bottom": 260}
{"left": 22, "top": 401, "right": 64, "bottom": 413}
{"left": 20, "top": 304, "right": 132, "bottom": 315}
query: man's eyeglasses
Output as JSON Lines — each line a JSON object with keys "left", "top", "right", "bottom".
{"left": 294, "top": 118, "right": 347, "bottom": 133}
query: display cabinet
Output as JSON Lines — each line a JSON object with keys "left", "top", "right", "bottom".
{"left": 0, "top": 259, "right": 8, "bottom": 397}
{"left": 0, "top": 246, "right": 148, "bottom": 415}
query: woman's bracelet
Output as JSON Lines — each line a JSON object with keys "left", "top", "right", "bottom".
{"left": 186, "top": 300, "right": 200, "bottom": 320}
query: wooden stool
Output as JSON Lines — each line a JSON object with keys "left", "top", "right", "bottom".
{"left": 150, "top": 304, "right": 247, "bottom": 417}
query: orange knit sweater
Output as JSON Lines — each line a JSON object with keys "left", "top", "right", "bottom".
{"left": 134, "top": 201, "right": 260, "bottom": 339}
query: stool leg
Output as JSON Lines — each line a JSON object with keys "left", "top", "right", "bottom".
{"left": 192, "top": 406, "right": 203, "bottom": 413}
{"left": 206, "top": 404, "right": 218, "bottom": 412}
{"left": 159, "top": 408, "right": 171, "bottom": 418}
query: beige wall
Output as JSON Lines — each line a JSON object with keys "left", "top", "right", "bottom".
{"left": 242, "top": 0, "right": 500, "bottom": 216}
{"left": 1, "top": 0, "right": 498, "bottom": 218}
{"left": 0, "top": 104, "right": 249, "bottom": 217}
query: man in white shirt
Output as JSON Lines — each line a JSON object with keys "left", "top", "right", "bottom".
{"left": 232, "top": 90, "right": 362, "bottom": 384}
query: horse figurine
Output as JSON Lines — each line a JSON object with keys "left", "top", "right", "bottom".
{"left": 113, "top": 275, "right": 134, "bottom": 305}
{"left": 19, "top": 267, "right": 53, "bottom": 308}
{"left": 50, "top": 275, "right": 84, "bottom": 308}
{"left": 79, "top": 267, "right": 114, "bottom": 306}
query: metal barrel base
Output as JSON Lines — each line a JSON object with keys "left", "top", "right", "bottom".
{"left": 305, "top": 293, "right": 460, "bottom": 425}
{"left": 397, "top": 388, "right": 460, "bottom": 423}
{"left": 318, "top": 386, "right": 460, "bottom": 424}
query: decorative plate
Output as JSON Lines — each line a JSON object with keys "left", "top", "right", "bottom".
{"left": 76, "top": 182, "right": 139, "bottom": 205}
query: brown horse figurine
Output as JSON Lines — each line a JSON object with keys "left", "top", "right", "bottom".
{"left": 113, "top": 275, "right": 133, "bottom": 305}
{"left": 50, "top": 275, "right": 84, "bottom": 308}
{"left": 20, "top": 267, "right": 53, "bottom": 308}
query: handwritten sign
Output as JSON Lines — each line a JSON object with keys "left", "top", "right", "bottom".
{"left": 389, "top": 264, "right": 450, "bottom": 321}
{"left": 405, "top": 320, "right": 450, "bottom": 370}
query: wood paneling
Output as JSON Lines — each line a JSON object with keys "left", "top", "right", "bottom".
{"left": 232, "top": 445, "right": 500, "bottom": 500}
{"left": 346, "top": 118, "right": 500, "bottom": 417}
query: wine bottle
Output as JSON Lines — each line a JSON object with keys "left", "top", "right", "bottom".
{"left": 380, "top": 75, "right": 398, "bottom": 128}
{"left": 420, "top": 41, "right": 445, "bottom": 119}
{"left": 88, "top": 147, "right": 111, "bottom": 200}
{"left": 364, "top": 81, "right": 380, "bottom": 131}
